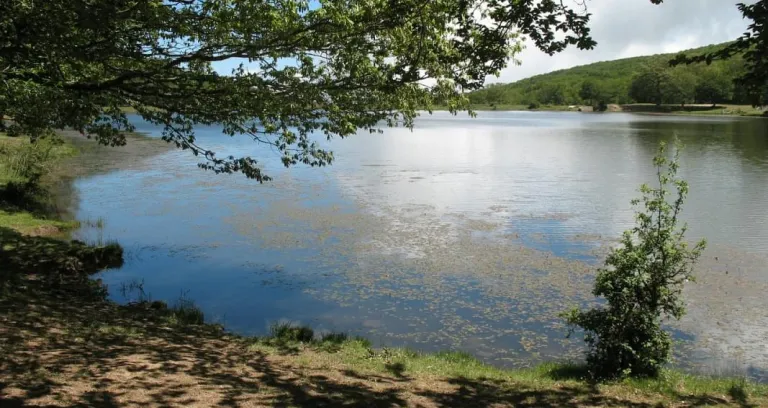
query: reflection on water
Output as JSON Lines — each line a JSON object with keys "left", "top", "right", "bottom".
{"left": 73, "top": 111, "right": 768, "bottom": 379}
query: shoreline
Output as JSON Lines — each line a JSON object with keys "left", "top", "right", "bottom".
{"left": 52, "top": 130, "right": 174, "bottom": 223}
{"left": 2, "top": 133, "right": 768, "bottom": 406}
{"left": 429, "top": 104, "right": 768, "bottom": 118}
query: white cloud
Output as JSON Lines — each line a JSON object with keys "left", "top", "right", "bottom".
{"left": 489, "top": 0, "right": 754, "bottom": 84}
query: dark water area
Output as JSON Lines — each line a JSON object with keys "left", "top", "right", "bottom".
{"left": 68, "top": 111, "right": 768, "bottom": 379}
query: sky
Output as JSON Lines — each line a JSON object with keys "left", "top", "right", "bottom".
{"left": 490, "top": 0, "right": 753, "bottom": 84}
{"left": 212, "top": 0, "right": 753, "bottom": 84}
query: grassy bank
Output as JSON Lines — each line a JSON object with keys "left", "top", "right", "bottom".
{"left": 2, "top": 135, "right": 768, "bottom": 407}
{"left": 620, "top": 104, "right": 767, "bottom": 117}
{"left": 467, "top": 104, "right": 579, "bottom": 112}
{"left": 430, "top": 104, "right": 583, "bottom": 112}
{"left": 126, "top": 102, "right": 766, "bottom": 117}
{"left": 0, "top": 133, "right": 80, "bottom": 235}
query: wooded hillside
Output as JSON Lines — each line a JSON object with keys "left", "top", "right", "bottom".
{"left": 468, "top": 42, "right": 760, "bottom": 108}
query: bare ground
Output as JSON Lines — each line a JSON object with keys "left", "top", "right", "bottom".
{"left": 0, "top": 290, "right": 739, "bottom": 408}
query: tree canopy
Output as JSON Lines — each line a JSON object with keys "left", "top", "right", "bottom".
{"left": 1, "top": 0, "right": 603, "bottom": 181}
{"left": 670, "top": 1, "right": 768, "bottom": 107}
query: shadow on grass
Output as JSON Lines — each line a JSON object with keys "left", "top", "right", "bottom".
{"left": 0, "top": 181, "right": 52, "bottom": 216}
{"left": 544, "top": 363, "right": 592, "bottom": 382}
{"left": 415, "top": 376, "right": 648, "bottom": 408}
{"left": 0, "top": 226, "right": 761, "bottom": 407}
{"left": 384, "top": 362, "right": 408, "bottom": 379}
{"left": 0, "top": 227, "right": 123, "bottom": 288}
{"left": 729, "top": 382, "right": 759, "bottom": 408}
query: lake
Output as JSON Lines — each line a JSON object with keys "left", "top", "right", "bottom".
{"left": 69, "top": 111, "right": 768, "bottom": 380}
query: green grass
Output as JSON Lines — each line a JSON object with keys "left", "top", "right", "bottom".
{"left": 0, "top": 134, "right": 78, "bottom": 181}
{"left": 0, "top": 209, "right": 79, "bottom": 235}
{"left": 243, "top": 322, "right": 768, "bottom": 405}
{"left": 0, "top": 133, "right": 82, "bottom": 235}
{"left": 269, "top": 321, "right": 316, "bottom": 342}
{"left": 95, "top": 325, "right": 143, "bottom": 338}
{"left": 164, "top": 295, "right": 206, "bottom": 326}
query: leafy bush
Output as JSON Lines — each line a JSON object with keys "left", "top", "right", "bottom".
{"left": 0, "top": 136, "right": 75, "bottom": 213}
{"left": 0, "top": 137, "right": 61, "bottom": 184}
{"left": 564, "top": 141, "right": 706, "bottom": 379}
{"left": 269, "top": 322, "right": 315, "bottom": 343}
{"left": 320, "top": 332, "right": 349, "bottom": 343}
{"left": 167, "top": 294, "right": 205, "bottom": 326}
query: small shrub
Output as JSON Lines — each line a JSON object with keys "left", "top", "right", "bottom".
{"left": 564, "top": 141, "right": 706, "bottom": 379}
{"left": 320, "top": 332, "right": 349, "bottom": 343}
{"left": 316, "top": 331, "right": 352, "bottom": 352}
{"left": 167, "top": 293, "right": 205, "bottom": 326}
{"left": 269, "top": 322, "right": 314, "bottom": 343}
{"left": 0, "top": 137, "right": 60, "bottom": 184}
{"left": 348, "top": 336, "right": 372, "bottom": 348}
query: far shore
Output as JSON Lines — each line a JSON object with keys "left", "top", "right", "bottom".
{"left": 120, "top": 104, "right": 768, "bottom": 119}
{"left": 431, "top": 103, "right": 768, "bottom": 118}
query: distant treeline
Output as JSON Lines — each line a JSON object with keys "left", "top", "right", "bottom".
{"left": 468, "top": 42, "right": 765, "bottom": 109}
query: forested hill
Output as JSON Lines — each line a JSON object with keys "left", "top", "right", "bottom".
{"left": 468, "top": 42, "right": 757, "bottom": 108}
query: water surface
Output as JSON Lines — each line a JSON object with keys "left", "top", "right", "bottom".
{"left": 71, "top": 111, "right": 768, "bottom": 378}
